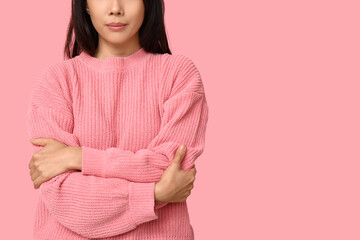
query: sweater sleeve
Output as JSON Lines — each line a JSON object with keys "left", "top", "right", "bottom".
{"left": 81, "top": 56, "right": 209, "bottom": 197}
{"left": 26, "top": 66, "right": 159, "bottom": 239}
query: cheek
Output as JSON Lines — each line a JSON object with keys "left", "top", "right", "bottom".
{"left": 90, "top": 16, "right": 106, "bottom": 34}
{"left": 133, "top": 12, "right": 145, "bottom": 29}
{"left": 130, "top": 3, "right": 145, "bottom": 28}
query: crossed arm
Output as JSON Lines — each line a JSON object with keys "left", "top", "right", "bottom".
{"left": 26, "top": 56, "right": 209, "bottom": 238}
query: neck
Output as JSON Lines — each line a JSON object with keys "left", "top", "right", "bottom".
{"left": 94, "top": 34, "right": 142, "bottom": 59}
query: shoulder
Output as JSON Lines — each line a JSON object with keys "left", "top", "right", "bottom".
{"left": 35, "top": 58, "right": 76, "bottom": 92}
{"left": 39, "top": 57, "right": 76, "bottom": 79}
{"left": 158, "top": 52, "right": 205, "bottom": 97}
{"left": 31, "top": 58, "right": 75, "bottom": 111}
{"left": 160, "top": 53, "right": 200, "bottom": 75}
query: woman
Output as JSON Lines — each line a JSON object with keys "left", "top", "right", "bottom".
{"left": 26, "top": 0, "right": 209, "bottom": 239}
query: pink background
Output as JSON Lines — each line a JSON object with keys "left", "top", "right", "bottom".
{"left": 1, "top": 0, "right": 360, "bottom": 239}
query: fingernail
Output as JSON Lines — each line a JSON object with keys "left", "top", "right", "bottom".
{"left": 180, "top": 145, "right": 186, "bottom": 151}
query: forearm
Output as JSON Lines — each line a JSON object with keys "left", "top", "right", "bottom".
{"left": 79, "top": 93, "right": 208, "bottom": 183}
{"left": 66, "top": 146, "right": 83, "bottom": 171}
{"left": 39, "top": 170, "right": 159, "bottom": 238}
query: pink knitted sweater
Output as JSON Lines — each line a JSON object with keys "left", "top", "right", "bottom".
{"left": 25, "top": 47, "right": 209, "bottom": 240}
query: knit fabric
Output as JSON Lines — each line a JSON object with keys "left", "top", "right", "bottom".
{"left": 25, "top": 47, "right": 209, "bottom": 240}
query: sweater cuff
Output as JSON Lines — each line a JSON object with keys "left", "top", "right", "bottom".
{"left": 81, "top": 146, "right": 107, "bottom": 177}
{"left": 155, "top": 202, "right": 168, "bottom": 209}
{"left": 128, "top": 182, "right": 159, "bottom": 226}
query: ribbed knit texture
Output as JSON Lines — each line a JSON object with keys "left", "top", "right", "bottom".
{"left": 25, "top": 47, "right": 209, "bottom": 240}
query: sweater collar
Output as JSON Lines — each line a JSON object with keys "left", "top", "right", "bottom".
{"left": 78, "top": 47, "right": 148, "bottom": 71}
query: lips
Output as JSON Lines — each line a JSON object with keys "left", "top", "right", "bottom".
{"left": 106, "top": 24, "right": 127, "bottom": 31}
{"left": 106, "top": 23, "right": 127, "bottom": 27}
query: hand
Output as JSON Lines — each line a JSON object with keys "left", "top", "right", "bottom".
{"left": 28, "top": 137, "right": 82, "bottom": 189}
{"left": 154, "top": 145, "right": 197, "bottom": 203}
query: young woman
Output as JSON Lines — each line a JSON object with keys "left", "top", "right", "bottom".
{"left": 26, "top": 0, "right": 209, "bottom": 239}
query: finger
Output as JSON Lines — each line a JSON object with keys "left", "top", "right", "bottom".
{"left": 172, "top": 144, "right": 186, "bottom": 167}
{"left": 190, "top": 166, "right": 197, "bottom": 175}
{"left": 28, "top": 159, "right": 32, "bottom": 169}
{"left": 30, "top": 170, "right": 41, "bottom": 182}
{"left": 33, "top": 177, "right": 40, "bottom": 189}
{"left": 33, "top": 176, "right": 44, "bottom": 189}
{"left": 30, "top": 137, "right": 52, "bottom": 146}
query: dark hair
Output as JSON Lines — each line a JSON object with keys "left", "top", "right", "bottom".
{"left": 63, "top": 0, "right": 171, "bottom": 59}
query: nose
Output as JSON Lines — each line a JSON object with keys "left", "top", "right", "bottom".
{"left": 109, "top": 1, "right": 123, "bottom": 15}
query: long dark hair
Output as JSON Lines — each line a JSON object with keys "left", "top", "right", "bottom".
{"left": 64, "top": 0, "right": 171, "bottom": 59}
